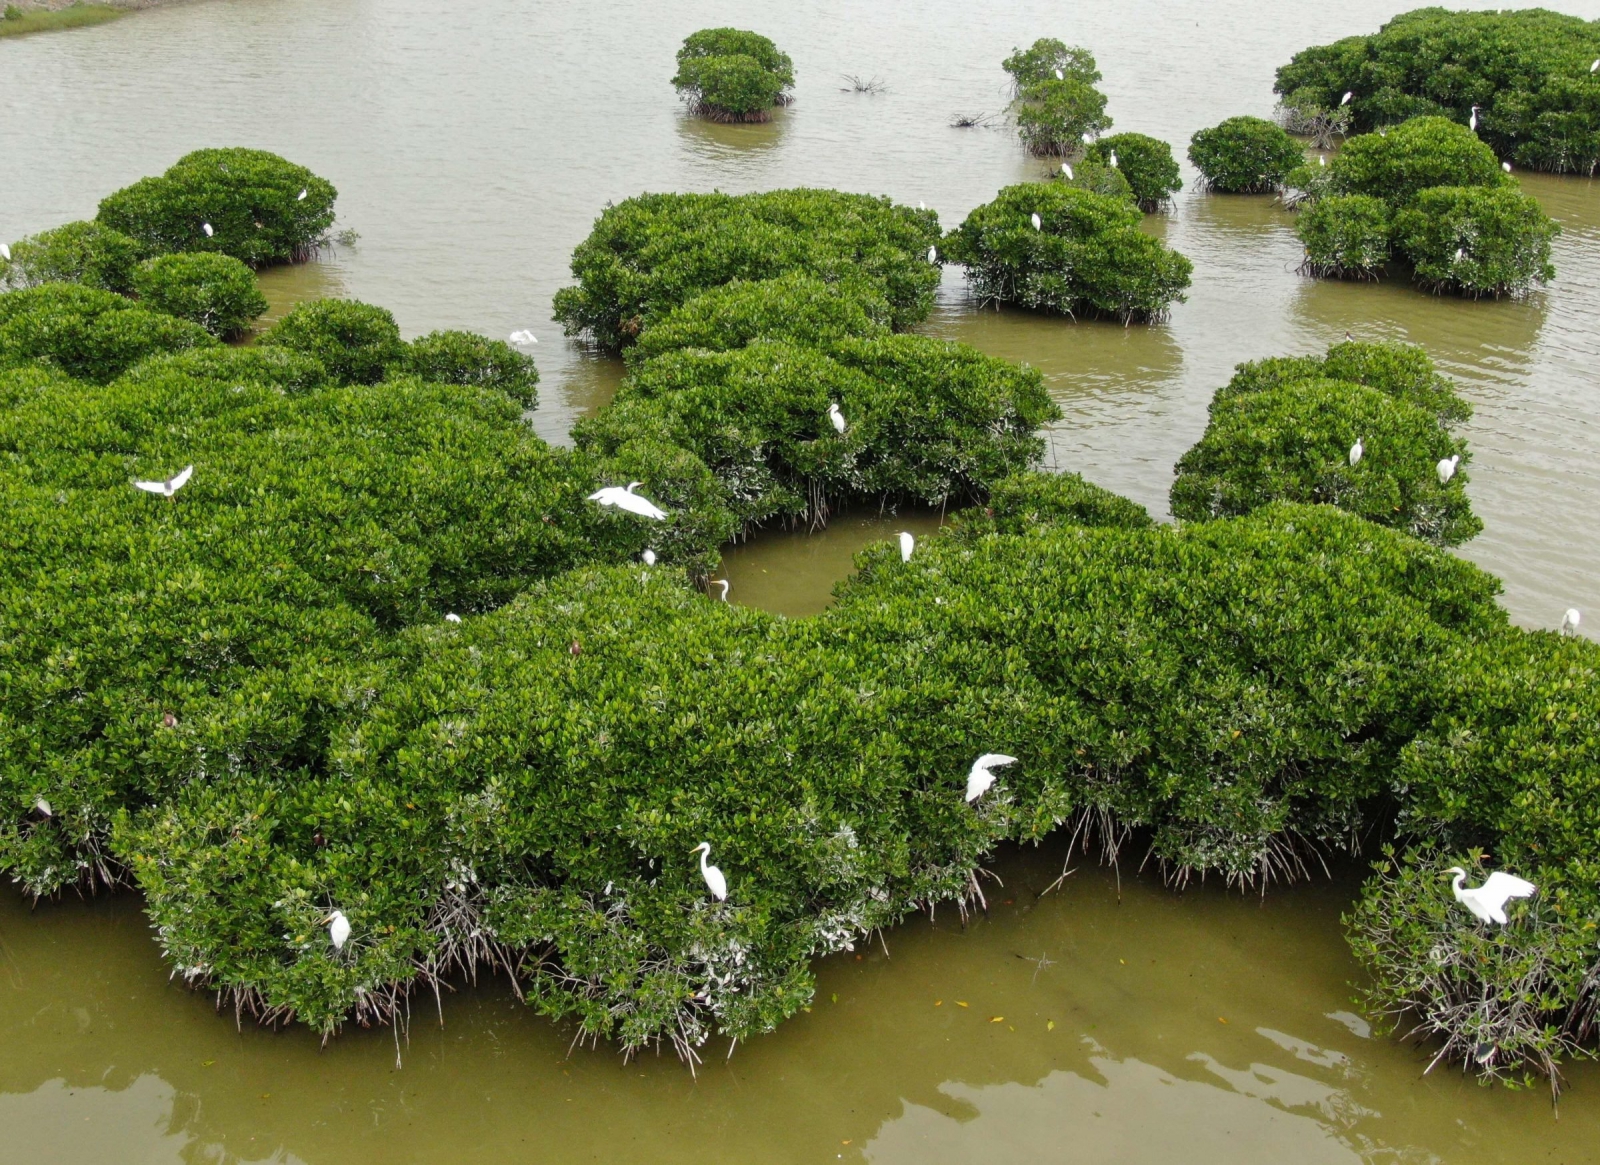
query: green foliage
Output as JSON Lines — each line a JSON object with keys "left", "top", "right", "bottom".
{"left": 1296, "top": 194, "right": 1391, "bottom": 278}
{"left": 1171, "top": 378, "right": 1481, "bottom": 546}
{"left": 0, "top": 282, "right": 216, "bottom": 382}
{"left": 1329, "top": 117, "right": 1510, "bottom": 208}
{"left": 1002, "top": 38, "right": 1102, "bottom": 93}
{"left": 1275, "top": 8, "right": 1600, "bottom": 174}
{"left": 1188, "top": 116, "right": 1306, "bottom": 193}
{"left": 1216, "top": 339, "right": 1472, "bottom": 424}
{"left": 402, "top": 330, "right": 539, "bottom": 407}
{"left": 1394, "top": 185, "right": 1559, "bottom": 298}
{"left": 97, "top": 148, "right": 337, "bottom": 267}
{"left": 940, "top": 183, "right": 1192, "bottom": 323}
{"left": 1086, "top": 133, "right": 1183, "bottom": 210}
{"left": 131, "top": 252, "right": 268, "bottom": 338}
{"left": 119, "top": 344, "right": 329, "bottom": 394}
{"left": 1050, "top": 155, "right": 1134, "bottom": 204}
{"left": 259, "top": 299, "right": 405, "bottom": 385}
{"left": 672, "top": 28, "right": 793, "bottom": 119}
{"left": 0, "top": 220, "right": 146, "bottom": 294}
{"left": 958, "top": 470, "right": 1155, "bottom": 536}
{"left": 552, "top": 189, "right": 942, "bottom": 349}
{"left": 1014, "top": 78, "right": 1113, "bottom": 157}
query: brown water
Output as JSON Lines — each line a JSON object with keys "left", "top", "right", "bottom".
{"left": 4, "top": 0, "right": 1600, "bottom": 1159}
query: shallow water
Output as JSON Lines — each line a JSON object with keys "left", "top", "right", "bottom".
{"left": 4, "top": 0, "right": 1600, "bottom": 1159}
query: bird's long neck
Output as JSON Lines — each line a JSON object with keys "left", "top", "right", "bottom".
{"left": 698, "top": 846, "right": 710, "bottom": 873}
{"left": 1451, "top": 871, "right": 1468, "bottom": 899}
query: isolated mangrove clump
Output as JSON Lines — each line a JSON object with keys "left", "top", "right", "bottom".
{"left": 1002, "top": 39, "right": 1112, "bottom": 156}
{"left": 1085, "top": 133, "right": 1183, "bottom": 211}
{"left": 402, "top": 329, "right": 540, "bottom": 407}
{"left": 1188, "top": 116, "right": 1305, "bottom": 193}
{"left": 1275, "top": 7, "right": 1600, "bottom": 174}
{"left": 131, "top": 251, "right": 269, "bottom": 338}
{"left": 1292, "top": 118, "right": 1560, "bottom": 297}
{"left": 672, "top": 27, "right": 794, "bottom": 121}
{"left": 0, "top": 281, "right": 216, "bottom": 382}
{"left": 941, "top": 183, "right": 1193, "bottom": 323}
{"left": 552, "top": 189, "right": 942, "bottom": 349}
{"left": 1001, "top": 37, "right": 1102, "bottom": 94}
{"left": 97, "top": 147, "right": 337, "bottom": 267}
{"left": 0, "top": 220, "right": 146, "bottom": 294}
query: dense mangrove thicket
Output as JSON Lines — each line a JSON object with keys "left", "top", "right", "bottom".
{"left": 671, "top": 28, "right": 794, "bottom": 122}
{"left": 131, "top": 252, "right": 268, "bottom": 338}
{"left": 1275, "top": 7, "right": 1600, "bottom": 174}
{"left": 0, "top": 282, "right": 217, "bottom": 382}
{"left": 1291, "top": 117, "right": 1560, "bottom": 297}
{"left": 1188, "top": 116, "right": 1306, "bottom": 193}
{"left": 1170, "top": 340, "right": 1480, "bottom": 546}
{"left": 942, "top": 183, "right": 1192, "bottom": 322}
{"left": 0, "top": 220, "right": 146, "bottom": 293}
{"left": 1003, "top": 39, "right": 1113, "bottom": 157}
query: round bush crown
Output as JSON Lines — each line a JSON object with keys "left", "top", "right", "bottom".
{"left": 1296, "top": 194, "right": 1391, "bottom": 278}
{"left": 1, "top": 220, "right": 146, "bottom": 294}
{"left": 259, "top": 298, "right": 405, "bottom": 385}
{"left": 1189, "top": 116, "right": 1306, "bottom": 193}
{"left": 1330, "top": 117, "right": 1510, "bottom": 208}
{"left": 1276, "top": 7, "right": 1600, "bottom": 174}
{"left": 1087, "top": 133, "right": 1183, "bottom": 210}
{"left": 132, "top": 251, "right": 269, "bottom": 338}
{"left": 672, "top": 27, "right": 793, "bottom": 119}
{"left": 1002, "top": 38, "right": 1102, "bottom": 92}
{"left": 403, "top": 329, "right": 539, "bottom": 406}
{"left": 0, "top": 281, "right": 217, "bottom": 382}
{"left": 941, "top": 183, "right": 1192, "bottom": 323}
{"left": 1014, "top": 78, "right": 1113, "bottom": 157}
{"left": 1394, "top": 184, "right": 1558, "bottom": 298}
{"left": 97, "top": 148, "right": 337, "bottom": 267}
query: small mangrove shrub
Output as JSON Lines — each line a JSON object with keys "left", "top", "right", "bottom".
{"left": 259, "top": 298, "right": 405, "bottom": 385}
{"left": 1275, "top": 7, "right": 1600, "bottom": 174}
{"left": 1050, "top": 155, "right": 1134, "bottom": 204}
{"left": 0, "top": 282, "right": 216, "bottom": 383}
{"left": 1296, "top": 194, "right": 1391, "bottom": 278}
{"left": 97, "top": 147, "right": 337, "bottom": 267}
{"left": 1014, "top": 78, "right": 1113, "bottom": 157}
{"left": 941, "top": 183, "right": 1193, "bottom": 323}
{"left": 1394, "top": 186, "right": 1558, "bottom": 299}
{"left": 131, "top": 252, "right": 269, "bottom": 338}
{"left": 1085, "top": 133, "right": 1182, "bottom": 211}
{"left": 1001, "top": 38, "right": 1102, "bottom": 94}
{"left": 672, "top": 27, "right": 794, "bottom": 121}
{"left": 1188, "top": 116, "right": 1305, "bottom": 193}
{"left": 0, "top": 220, "right": 146, "bottom": 294}
{"left": 402, "top": 329, "right": 540, "bottom": 406}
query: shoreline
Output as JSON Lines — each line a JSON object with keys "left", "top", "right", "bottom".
{"left": 0, "top": 0, "right": 188, "bottom": 38}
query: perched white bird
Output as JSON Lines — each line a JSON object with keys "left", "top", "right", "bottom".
{"left": 34, "top": 797, "right": 51, "bottom": 818}
{"left": 828, "top": 402, "right": 847, "bottom": 434}
{"left": 1030, "top": 212, "right": 1043, "bottom": 231}
{"left": 965, "top": 753, "right": 1017, "bottom": 802}
{"left": 133, "top": 465, "right": 194, "bottom": 498}
{"left": 691, "top": 842, "right": 727, "bottom": 901}
{"left": 1445, "top": 867, "right": 1535, "bottom": 925}
{"left": 919, "top": 200, "right": 927, "bottom": 210}
{"left": 1108, "top": 149, "right": 1118, "bottom": 168}
{"left": 588, "top": 481, "right": 669, "bottom": 520}
{"left": 1562, "top": 608, "right": 1581, "bottom": 636}
{"left": 1502, "top": 161, "right": 1513, "bottom": 172}
{"left": 325, "top": 909, "right": 352, "bottom": 950}
{"left": 1340, "top": 90, "right": 1354, "bottom": 106}
{"left": 642, "top": 548, "right": 657, "bottom": 567}
{"left": 1319, "top": 154, "right": 1326, "bottom": 167}
{"left": 1081, "top": 132, "right": 1093, "bottom": 145}
{"left": 1054, "top": 67, "right": 1064, "bottom": 80}
{"left": 1436, "top": 454, "right": 1460, "bottom": 484}
{"left": 508, "top": 329, "right": 538, "bottom": 345}
{"left": 927, "top": 244, "right": 938, "bottom": 264}
{"left": 1349, "top": 437, "right": 1364, "bottom": 467}
{"left": 202, "top": 222, "right": 214, "bottom": 237}
{"left": 0, "top": 243, "right": 10, "bottom": 262}
{"left": 298, "top": 188, "right": 309, "bottom": 201}
{"left": 898, "top": 531, "right": 915, "bottom": 562}
{"left": 1592, "top": 58, "right": 1600, "bottom": 73}
{"left": 445, "top": 612, "right": 462, "bottom": 624}
{"left": 1454, "top": 247, "right": 1466, "bottom": 263}
{"left": 711, "top": 579, "right": 730, "bottom": 602}
{"left": 1061, "top": 162, "right": 1074, "bottom": 180}
{"left": 1468, "top": 105, "right": 1479, "bottom": 131}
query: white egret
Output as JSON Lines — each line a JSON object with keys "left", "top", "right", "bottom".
{"left": 898, "top": 531, "right": 914, "bottom": 562}
{"left": 711, "top": 579, "right": 730, "bottom": 602}
{"left": 1081, "top": 132, "right": 1093, "bottom": 144}
{"left": 1436, "top": 454, "right": 1460, "bottom": 484}
{"left": 202, "top": 222, "right": 214, "bottom": 237}
{"left": 828, "top": 402, "right": 847, "bottom": 434}
{"left": 927, "top": 244, "right": 938, "bottom": 264}
{"left": 691, "top": 842, "right": 728, "bottom": 900}
{"left": 0, "top": 243, "right": 10, "bottom": 262}
{"left": 1030, "top": 212, "right": 1042, "bottom": 231}
{"left": 1502, "top": 161, "right": 1513, "bottom": 172}
{"left": 133, "top": 465, "right": 194, "bottom": 498}
{"left": 1319, "top": 153, "right": 1326, "bottom": 167}
{"left": 1592, "top": 58, "right": 1599, "bottom": 73}
{"left": 509, "top": 329, "right": 537, "bottom": 345}
{"left": 325, "top": 909, "right": 352, "bottom": 950}
{"left": 1061, "top": 162, "right": 1074, "bottom": 180}
{"left": 588, "top": 481, "right": 669, "bottom": 520}
{"left": 1349, "top": 438, "right": 1364, "bottom": 467}
{"left": 965, "top": 753, "right": 1017, "bottom": 802}
{"left": 1444, "top": 867, "right": 1535, "bottom": 925}
{"left": 1108, "top": 149, "right": 1118, "bottom": 168}
{"left": 919, "top": 200, "right": 927, "bottom": 210}
{"left": 1054, "top": 67, "right": 1064, "bottom": 80}
{"left": 1340, "top": 90, "right": 1354, "bottom": 106}
{"left": 298, "top": 188, "right": 309, "bottom": 201}
{"left": 1468, "top": 105, "right": 1479, "bottom": 131}
{"left": 445, "top": 613, "right": 462, "bottom": 624}
{"left": 1454, "top": 247, "right": 1465, "bottom": 263}
{"left": 34, "top": 797, "right": 51, "bottom": 818}
{"left": 1562, "top": 608, "right": 1581, "bottom": 636}
{"left": 642, "top": 548, "right": 657, "bottom": 567}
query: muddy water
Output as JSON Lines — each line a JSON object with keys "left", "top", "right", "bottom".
{"left": 5, "top": 0, "right": 1600, "bottom": 1159}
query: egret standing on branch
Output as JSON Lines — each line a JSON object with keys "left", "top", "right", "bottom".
{"left": 588, "top": 482, "right": 669, "bottom": 520}
{"left": 965, "top": 753, "right": 1017, "bottom": 802}
{"left": 1469, "top": 105, "right": 1479, "bottom": 131}
{"left": 325, "top": 909, "right": 352, "bottom": 950}
{"left": 1562, "top": 608, "right": 1581, "bottom": 636}
{"left": 133, "top": 465, "right": 194, "bottom": 499}
{"left": 0, "top": 243, "right": 10, "bottom": 262}
{"left": 691, "top": 842, "right": 727, "bottom": 901}
{"left": 1031, "top": 212, "right": 1042, "bottom": 231}
{"left": 1436, "top": 454, "right": 1460, "bottom": 484}
{"left": 1349, "top": 438, "right": 1364, "bottom": 467}
{"left": 642, "top": 548, "right": 657, "bottom": 567}
{"left": 927, "top": 244, "right": 938, "bottom": 264}
{"left": 1341, "top": 91, "right": 1354, "bottom": 106}
{"left": 1445, "top": 867, "right": 1535, "bottom": 925}
{"left": 1061, "top": 162, "right": 1073, "bottom": 180}
{"left": 828, "top": 402, "right": 847, "bottom": 434}
{"left": 898, "top": 531, "right": 915, "bottom": 562}
{"left": 202, "top": 222, "right": 214, "bottom": 237}
{"left": 1108, "top": 149, "right": 1118, "bottom": 168}
{"left": 298, "top": 188, "right": 309, "bottom": 201}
